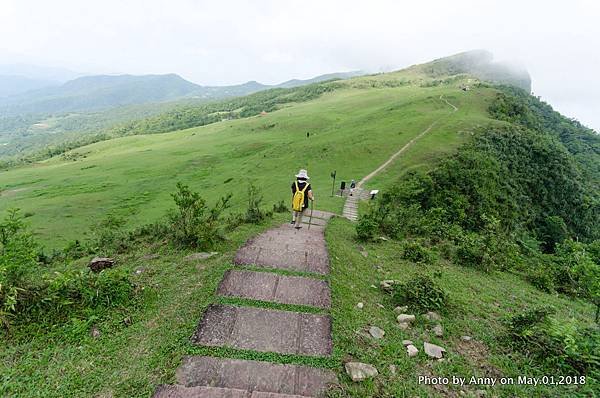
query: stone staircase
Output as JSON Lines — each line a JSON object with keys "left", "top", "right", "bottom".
{"left": 342, "top": 188, "right": 369, "bottom": 221}
{"left": 153, "top": 210, "right": 337, "bottom": 398}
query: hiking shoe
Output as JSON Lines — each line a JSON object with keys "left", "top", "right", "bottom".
{"left": 290, "top": 220, "right": 295, "bottom": 224}
{"left": 294, "top": 226, "right": 302, "bottom": 230}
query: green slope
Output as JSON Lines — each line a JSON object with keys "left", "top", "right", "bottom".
{"left": 0, "top": 74, "right": 497, "bottom": 248}
{"left": 1, "top": 52, "right": 597, "bottom": 398}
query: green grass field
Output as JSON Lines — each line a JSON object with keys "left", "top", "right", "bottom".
{"left": 2, "top": 63, "right": 595, "bottom": 397}
{"left": 0, "top": 77, "right": 496, "bottom": 249}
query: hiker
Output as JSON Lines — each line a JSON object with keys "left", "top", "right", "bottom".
{"left": 291, "top": 169, "right": 314, "bottom": 229}
{"left": 350, "top": 179, "right": 356, "bottom": 196}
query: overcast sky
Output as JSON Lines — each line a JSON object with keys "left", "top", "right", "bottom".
{"left": 1, "top": 0, "right": 599, "bottom": 131}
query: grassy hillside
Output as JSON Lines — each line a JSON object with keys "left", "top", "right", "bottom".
{"left": 1, "top": 53, "right": 598, "bottom": 398}
{"left": 0, "top": 74, "right": 497, "bottom": 249}
{"left": 0, "top": 72, "right": 364, "bottom": 163}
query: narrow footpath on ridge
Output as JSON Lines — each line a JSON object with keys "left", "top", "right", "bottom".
{"left": 154, "top": 210, "right": 338, "bottom": 398}
{"left": 342, "top": 95, "right": 459, "bottom": 221}
{"left": 153, "top": 95, "right": 458, "bottom": 398}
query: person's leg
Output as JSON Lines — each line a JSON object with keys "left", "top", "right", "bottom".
{"left": 294, "top": 209, "right": 304, "bottom": 228}
{"left": 291, "top": 210, "right": 296, "bottom": 224}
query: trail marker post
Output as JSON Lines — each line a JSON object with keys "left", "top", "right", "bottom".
{"left": 330, "top": 170, "right": 336, "bottom": 197}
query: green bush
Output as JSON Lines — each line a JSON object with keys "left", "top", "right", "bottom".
{"left": 272, "top": 199, "right": 288, "bottom": 214}
{"left": 245, "top": 183, "right": 268, "bottom": 224}
{"left": 392, "top": 274, "right": 448, "bottom": 312}
{"left": 1, "top": 210, "right": 134, "bottom": 332}
{"left": 23, "top": 268, "right": 132, "bottom": 325}
{"left": 0, "top": 209, "right": 39, "bottom": 328}
{"left": 525, "top": 259, "right": 556, "bottom": 292}
{"left": 168, "top": 182, "right": 231, "bottom": 249}
{"left": 506, "top": 306, "right": 600, "bottom": 376}
{"left": 401, "top": 240, "right": 436, "bottom": 264}
{"left": 356, "top": 215, "right": 379, "bottom": 241}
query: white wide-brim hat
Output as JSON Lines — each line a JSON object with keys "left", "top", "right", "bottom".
{"left": 295, "top": 169, "right": 310, "bottom": 179}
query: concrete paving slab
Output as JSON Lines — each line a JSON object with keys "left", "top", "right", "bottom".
{"left": 274, "top": 275, "right": 331, "bottom": 308}
{"left": 191, "top": 305, "right": 332, "bottom": 356}
{"left": 235, "top": 246, "right": 329, "bottom": 274}
{"left": 176, "top": 356, "right": 336, "bottom": 396}
{"left": 218, "top": 270, "right": 331, "bottom": 308}
{"left": 218, "top": 270, "right": 278, "bottom": 302}
{"left": 153, "top": 385, "right": 249, "bottom": 398}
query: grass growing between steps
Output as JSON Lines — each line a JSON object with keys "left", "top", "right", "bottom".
{"left": 0, "top": 214, "right": 295, "bottom": 397}
{"left": 325, "top": 217, "right": 597, "bottom": 398}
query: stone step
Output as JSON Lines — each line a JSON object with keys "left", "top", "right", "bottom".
{"left": 192, "top": 305, "right": 332, "bottom": 356}
{"left": 153, "top": 385, "right": 313, "bottom": 398}
{"left": 218, "top": 270, "right": 331, "bottom": 308}
{"left": 234, "top": 246, "right": 329, "bottom": 275}
{"left": 175, "top": 356, "right": 335, "bottom": 397}
{"left": 153, "top": 385, "right": 249, "bottom": 398}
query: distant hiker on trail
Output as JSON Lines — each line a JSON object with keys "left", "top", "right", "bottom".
{"left": 291, "top": 169, "right": 314, "bottom": 229}
{"left": 350, "top": 179, "right": 356, "bottom": 196}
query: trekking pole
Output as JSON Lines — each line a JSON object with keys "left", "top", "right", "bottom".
{"left": 308, "top": 200, "right": 314, "bottom": 230}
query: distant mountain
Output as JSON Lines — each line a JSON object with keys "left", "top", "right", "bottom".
{"left": 0, "top": 75, "right": 58, "bottom": 97}
{"left": 0, "top": 63, "right": 81, "bottom": 83}
{"left": 0, "top": 71, "right": 365, "bottom": 116}
{"left": 275, "top": 71, "right": 365, "bottom": 88}
{"left": 0, "top": 74, "right": 203, "bottom": 115}
{"left": 418, "top": 50, "right": 532, "bottom": 92}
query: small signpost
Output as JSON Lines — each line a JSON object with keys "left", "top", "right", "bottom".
{"left": 330, "top": 170, "right": 336, "bottom": 196}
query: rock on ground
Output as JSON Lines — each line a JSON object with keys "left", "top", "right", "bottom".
{"left": 397, "top": 314, "right": 415, "bottom": 323}
{"left": 380, "top": 280, "right": 395, "bottom": 290}
{"left": 356, "top": 302, "right": 364, "bottom": 309}
{"left": 90, "top": 326, "right": 101, "bottom": 338}
{"left": 432, "top": 324, "right": 444, "bottom": 337}
{"left": 461, "top": 335, "right": 472, "bottom": 341}
{"left": 89, "top": 257, "right": 115, "bottom": 273}
{"left": 424, "top": 311, "right": 441, "bottom": 322}
{"left": 424, "top": 342, "right": 446, "bottom": 359}
{"left": 369, "top": 326, "right": 385, "bottom": 339}
{"left": 407, "top": 344, "right": 419, "bottom": 357}
{"left": 345, "top": 362, "right": 378, "bottom": 382}
{"left": 402, "top": 340, "right": 413, "bottom": 346}
{"left": 394, "top": 306, "right": 408, "bottom": 313}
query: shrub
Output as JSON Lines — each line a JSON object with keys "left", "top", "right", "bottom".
{"left": 24, "top": 268, "right": 133, "bottom": 325}
{"left": 401, "top": 240, "right": 436, "bottom": 264}
{"left": 539, "top": 215, "right": 569, "bottom": 253}
{"left": 392, "top": 274, "right": 448, "bottom": 312}
{"left": 505, "top": 306, "right": 600, "bottom": 376}
{"left": 525, "top": 258, "right": 556, "bottom": 292}
{"left": 245, "top": 183, "right": 268, "bottom": 224}
{"left": 0, "top": 209, "right": 39, "bottom": 328}
{"left": 272, "top": 199, "right": 288, "bottom": 214}
{"left": 88, "top": 214, "right": 128, "bottom": 252}
{"left": 168, "top": 182, "right": 231, "bottom": 249}
{"left": 356, "top": 215, "right": 379, "bottom": 241}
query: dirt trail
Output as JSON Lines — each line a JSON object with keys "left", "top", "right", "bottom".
{"left": 356, "top": 95, "right": 458, "bottom": 188}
